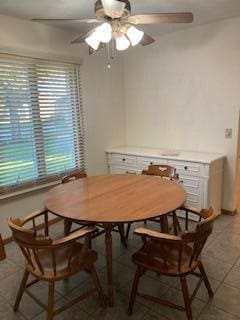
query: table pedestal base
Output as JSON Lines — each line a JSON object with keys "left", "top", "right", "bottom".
{"left": 104, "top": 223, "right": 114, "bottom": 307}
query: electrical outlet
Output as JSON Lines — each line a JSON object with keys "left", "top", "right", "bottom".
{"left": 225, "top": 129, "right": 232, "bottom": 139}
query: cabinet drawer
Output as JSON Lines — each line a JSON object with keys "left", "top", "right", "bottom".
{"left": 108, "top": 153, "right": 137, "bottom": 167}
{"left": 109, "top": 166, "right": 137, "bottom": 174}
{"left": 168, "top": 160, "right": 203, "bottom": 177}
{"left": 184, "top": 190, "right": 203, "bottom": 210}
{"left": 138, "top": 157, "right": 168, "bottom": 170}
{"left": 180, "top": 175, "right": 200, "bottom": 189}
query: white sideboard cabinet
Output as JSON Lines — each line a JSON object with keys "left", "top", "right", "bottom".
{"left": 106, "top": 147, "right": 225, "bottom": 217}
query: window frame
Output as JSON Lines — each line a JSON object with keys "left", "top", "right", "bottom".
{"left": 0, "top": 52, "right": 85, "bottom": 196}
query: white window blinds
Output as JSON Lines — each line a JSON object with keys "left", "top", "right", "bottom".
{"left": 0, "top": 53, "right": 85, "bottom": 194}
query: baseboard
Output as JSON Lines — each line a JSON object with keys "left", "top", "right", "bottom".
{"left": 221, "top": 209, "right": 237, "bottom": 216}
{"left": 3, "top": 217, "right": 62, "bottom": 245}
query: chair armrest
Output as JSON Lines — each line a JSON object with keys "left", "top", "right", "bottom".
{"left": 52, "top": 226, "right": 98, "bottom": 247}
{"left": 134, "top": 227, "right": 181, "bottom": 242}
{"left": 23, "top": 209, "right": 48, "bottom": 224}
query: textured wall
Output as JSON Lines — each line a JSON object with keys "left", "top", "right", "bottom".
{"left": 123, "top": 17, "right": 240, "bottom": 211}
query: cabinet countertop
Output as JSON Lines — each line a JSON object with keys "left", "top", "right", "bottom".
{"left": 106, "top": 146, "right": 225, "bottom": 165}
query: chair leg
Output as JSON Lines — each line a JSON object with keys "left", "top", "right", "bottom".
{"left": 117, "top": 223, "right": 127, "bottom": 247}
{"left": 64, "top": 219, "right": 72, "bottom": 236}
{"left": 126, "top": 223, "right": 132, "bottom": 240}
{"left": 198, "top": 262, "right": 214, "bottom": 298}
{"left": 127, "top": 265, "right": 143, "bottom": 315}
{"left": 47, "top": 281, "right": 55, "bottom": 320}
{"left": 172, "top": 211, "right": 182, "bottom": 235}
{"left": 14, "top": 269, "right": 29, "bottom": 311}
{"left": 180, "top": 276, "right": 193, "bottom": 320}
{"left": 90, "top": 265, "right": 106, "bottom": 308}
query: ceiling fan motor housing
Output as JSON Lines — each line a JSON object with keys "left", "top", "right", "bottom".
{"left": 95, "top": 0, "right": 131, "bottom": 19}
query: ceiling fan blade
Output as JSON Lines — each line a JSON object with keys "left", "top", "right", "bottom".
{"left": 101, "top": 0, "right": 126, "bottom": 19}
{"left": 89, "top": 43, "right": 106, "bottom": 55}
{"left": 128, "top": 13, "right": 194, "bottom": 25}
{"left": 32, "top": 18, "right": 100, "bottom": 23}
{"left": 140, "top": 34, "right": 155, "bottom": 46}
{"left": 71, "top": 29, "right": 95, "bottom": 44}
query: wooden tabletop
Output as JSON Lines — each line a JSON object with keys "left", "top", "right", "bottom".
{"left": 44, "top": 174, "right": 186, "bottom": 223}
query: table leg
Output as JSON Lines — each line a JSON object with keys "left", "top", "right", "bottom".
{"left": 104, "top": 223, "right": 114, "bottom": 307}
{"left": 160, "top": 216, "right": 169, "bottom": 233}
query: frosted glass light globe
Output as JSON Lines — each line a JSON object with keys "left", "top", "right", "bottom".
{"left": 96, "top": 23, "right": 112, "bottom": 43}
{"left": 116, "top": 35, "right": 130, "bottom": 51}
{"left": 127, "top": 26, "right": 144, "bottom": 46}
{"left": 85, "top": 32, "right": 101, "bottom": 50}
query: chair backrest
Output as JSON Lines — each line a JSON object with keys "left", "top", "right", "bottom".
{"left": 180, "top": 207, "right": 216, "bottom": 268}
{"left": 142, "top": 164, "right": 178, "bottom": 180}
{"left": 8, "top": 217, "right": 79, "bottom": 277}
{"left": 62, "top": 170, "right": 87, "bottom": 184}
{"left": 150, "top": 207, "right": 217, "bottom": 272}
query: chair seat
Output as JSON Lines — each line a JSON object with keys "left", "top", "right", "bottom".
{"left": 132, "top": 240, "right": 199, "bottom": 275}
{"left": 27, "top": 243, "right": 97, "bottom": 280}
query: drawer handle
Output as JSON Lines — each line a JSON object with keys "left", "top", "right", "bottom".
{"left": 184, "top": 166, "right": 188, "bottom": 170}
{"left": 150, "top": 162, "right": 153, "bottom": 165}
{"left": 122, "top": 158, "right": 126, "bottom": 162}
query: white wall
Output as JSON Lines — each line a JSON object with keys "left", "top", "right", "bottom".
{"left": 1, "top": 14, "right": 240, "bottom": 238}
{"left": 123, "top": 17, "right": 240, "bottom": 211}
{"left": 0, "top": 15, "right": 126, "bottom": 238}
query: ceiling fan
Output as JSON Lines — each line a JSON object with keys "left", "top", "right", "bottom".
{"left": 33, "top": 0, "right": 194, "bottom": 52}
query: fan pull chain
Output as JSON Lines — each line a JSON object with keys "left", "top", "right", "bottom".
{"left": 107, "top": 39, "right": 115, "bottom": 70}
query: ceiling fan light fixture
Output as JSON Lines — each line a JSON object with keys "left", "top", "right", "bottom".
{"left": 95, "top": 22, "right": 112, "bottom": 43}
{"left": 126, "top": 26, "right": 144, "bottom": 46}
{"left": 116, "top": 34, "right": 130, "bottom": 51}
{"left": 85, "top": 32, "right": 101, "bottom": 50}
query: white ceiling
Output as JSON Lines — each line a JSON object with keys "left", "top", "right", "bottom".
{"left": 0, "top": 0, "right": 240, "bottom": 36}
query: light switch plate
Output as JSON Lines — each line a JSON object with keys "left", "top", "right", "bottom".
{"left": 225, "top": 129, "right": 232, "bottom": 139}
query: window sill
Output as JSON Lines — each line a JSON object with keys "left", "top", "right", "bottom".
{"left": 0, "top": 180, "right": 61, "bottom": 200}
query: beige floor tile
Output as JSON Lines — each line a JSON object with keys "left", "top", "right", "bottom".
{"left": 32, "top": 297, "right": 91, "bottom": 320}
{"left": 198, "top": 305, "right": 239, "bottom": 320}
{"left": 0, "top": 295, "right": 25, "bottom": 320}
{"left": 151, "top": 287, "right": 206, "bottom": 320}
{"left": 224, "top": 263, "right": 240, "bottom": 289}
{"left": 0, "top": 259, "right": 21, "bottom": 281}
{"left": 142, "top": 310, "right": 169, "bottom": 320}
{"left": 211, "top": 284, "right": 240, "bottom": 317}
{"left": 0, "top": 271, "right": 23, "bottom": 302}
{"left": 201, "top": 255, "right": 233, "bottom": 281}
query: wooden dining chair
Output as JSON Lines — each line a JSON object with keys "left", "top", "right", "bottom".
{"left": 0, "top": 234, "right": 6, "bottom": 261}
{"left": 128, "top": 207, "right": 216, "bottom": 320}
{"left": 126, "top": 164, "right": 182, "bottom": 239}
{"left": 62, "top": 170, "right": 91, "bottom": 236}
{"left": 8, "top": 209, "right": 106, "bottom": 320}
{"left": 62, "top": 170, "right": 127, "bottom": 246}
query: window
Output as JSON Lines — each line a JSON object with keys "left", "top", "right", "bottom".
{"left": 0, "top": 53, "right": 85, "bottom": 194}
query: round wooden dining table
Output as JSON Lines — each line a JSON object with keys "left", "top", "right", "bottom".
{"left": 44, "top": 174, "right": 186, "bottom": 306}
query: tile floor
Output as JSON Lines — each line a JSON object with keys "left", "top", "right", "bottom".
{"left": 1, "top": 213, "right": 240, "bottom": 320}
